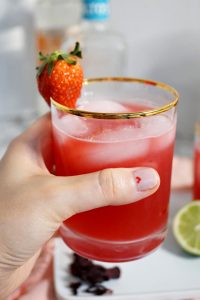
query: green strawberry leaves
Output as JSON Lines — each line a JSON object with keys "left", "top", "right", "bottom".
{"left": 36, "top": 42, "right": 82, "bottom": 77}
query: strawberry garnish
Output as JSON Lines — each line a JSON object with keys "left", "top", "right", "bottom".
{"left": 36, "top": 42, "right": 83, "bottom": 108}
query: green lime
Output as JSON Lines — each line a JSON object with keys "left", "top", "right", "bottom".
{"left": 173, "top": 201, "right": 200, "bottom": 255}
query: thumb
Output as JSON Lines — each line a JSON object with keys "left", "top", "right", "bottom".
{"left": 48, "top": 167, "right": 160, "bottom": 221}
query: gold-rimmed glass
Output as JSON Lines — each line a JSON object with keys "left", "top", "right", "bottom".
{"left": 51, "top": 77, "right": 178, "bottom": 119}
{"left": 51, "top": 77, "right": 179, "bottom": 262}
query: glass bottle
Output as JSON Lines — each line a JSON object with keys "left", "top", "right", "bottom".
{"left": 62, "top": 0, "right": 127, "bottom": 78}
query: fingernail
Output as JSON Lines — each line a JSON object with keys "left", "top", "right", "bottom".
{"left": 133, "top": 168, "right": 159, "bottom": 192}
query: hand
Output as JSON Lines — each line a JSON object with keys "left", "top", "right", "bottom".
{"left": 0, "top": 114, "right": 160, "bottom": 299}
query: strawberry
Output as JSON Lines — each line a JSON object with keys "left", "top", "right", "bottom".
{"left": 36, "top": 42, "right": 83, "bottom": 108}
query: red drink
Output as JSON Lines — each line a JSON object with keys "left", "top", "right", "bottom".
{"left": 51, "top": 78, "right": 178, "bottom": 262}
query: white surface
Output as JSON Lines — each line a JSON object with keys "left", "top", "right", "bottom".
{"left": 54, "top": 191, "right": 200, "bottom": 300}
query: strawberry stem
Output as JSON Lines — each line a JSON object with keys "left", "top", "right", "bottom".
{"left": 36, "top": 42, "right": 82, "bottom": 78}
{"left": 70, "top": 42, "right": 82, "bottom": 59}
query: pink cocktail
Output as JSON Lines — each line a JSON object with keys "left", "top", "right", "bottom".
{"left": 51, "top": 78, "right": 179, "bottom": 262}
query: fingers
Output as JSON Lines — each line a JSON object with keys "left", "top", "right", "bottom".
{"left": 21, "top": 113, "right": 53, "bottom": 172}
{"left": 19, "top": 113, "right": 51, "bottom": 144}
{"left": 2, "top": 114, "right": 53, "bottom": 176}
{"left": 48, "top": 167, "right": 160, "bottom": 221}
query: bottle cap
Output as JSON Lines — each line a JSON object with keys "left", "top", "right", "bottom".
{"left": 83, "top": 0, "right": 110, "bottom": 21}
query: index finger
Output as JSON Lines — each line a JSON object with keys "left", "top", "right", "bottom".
{"left": 2, "top": 114, "right": 54, "bottom": 176}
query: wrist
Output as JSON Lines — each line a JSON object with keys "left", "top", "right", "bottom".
{"left": 0, "top": 271, "right": 19, "bottom": 299}
{"left": 0, "top": 248, "right": 41, "bottom": 299}
{"left": 0, "top": 267, "right": 28, "bottom": 299}
{"left": 0, "top": 257, "right": 37, "bottom": 299}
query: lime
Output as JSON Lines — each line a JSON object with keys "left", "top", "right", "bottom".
{"left": 173, "top": 201, "right": 200, "bottom": 255}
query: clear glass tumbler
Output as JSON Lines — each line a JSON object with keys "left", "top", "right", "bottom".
{"left": 51, "top": 78, "right": 179, "bottom": 262}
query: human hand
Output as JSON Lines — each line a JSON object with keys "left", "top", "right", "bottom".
{"left": 0, "top": 114, "right": 160, "bottom": 299}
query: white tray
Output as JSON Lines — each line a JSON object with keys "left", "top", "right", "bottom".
{"left": 54, "top": 191, "right": 200, "bottom": 300}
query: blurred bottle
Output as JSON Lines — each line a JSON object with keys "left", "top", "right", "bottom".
{"left": 0, "top": 0, "right": 36, "bottom": 122}
{"left": 62, "top": 0, "right": 127, "bottom": 78}
{"left": 0, "top": 0, "right": 37, "bottom": 153}
{"left": 34, "top": 0, "right": 82, "bottom": 114}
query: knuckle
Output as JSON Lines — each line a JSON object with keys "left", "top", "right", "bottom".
{"left": 98, "top": 169, "right": 126, "bottom": 204}
{"left": 7, "top": 137, "right": 19, "bottom": 151}
{"left": 6, "top": 135, "right": 24, "bottom": 156}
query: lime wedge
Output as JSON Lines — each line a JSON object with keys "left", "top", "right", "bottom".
{"left": 173, "top": 201, "right": 200, "bottom": 255}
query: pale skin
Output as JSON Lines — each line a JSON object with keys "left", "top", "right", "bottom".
{"left": 0, "top": 114, "right": 160, "bottom": 299}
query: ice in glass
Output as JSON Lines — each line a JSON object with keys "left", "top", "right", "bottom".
{"left": 51, "top": 78, "right": 179, "bottom": 262}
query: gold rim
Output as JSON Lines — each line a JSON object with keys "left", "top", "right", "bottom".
{"left": 51, "top": 77, "right": 179, "bottom": 119}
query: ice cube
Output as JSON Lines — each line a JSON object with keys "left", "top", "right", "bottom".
{"left": 53, "top": 114, "right": 89, "bottom": 140}
{"left": 78, "top": 100, "right": 128, "bottom": 113}
{"left": 146, "top": 115, "right": 174, "bottom": 136}
{"left": 153, "top": 122, "right": 176, "bottom": 151}
{"left": 93, "top": 140, "right": 147, "bottom": 168}
{"left": 96, "top": 124, "right": 141, "bottom": 142}
{"left": 53, "top": 100, "right": 129, "bottom": 141}
{"left": 142, "top": 115, "right": 176, "bottom": 150}
{"left": 69, "top": 134, "right": 150, "bottom": 170}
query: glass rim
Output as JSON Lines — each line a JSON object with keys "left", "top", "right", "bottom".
{"left": 51, "top": 77, "right": 179, "bottom": 119}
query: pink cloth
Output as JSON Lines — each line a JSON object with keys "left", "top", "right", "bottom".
{"left": 8, "top": 156, "right": 193, "bottom": 300}
{"left": 171, "top": 156, "right": 193, "bottom": 190}
{"left": 7, "top": 239, "right": 56, "bottom": 300}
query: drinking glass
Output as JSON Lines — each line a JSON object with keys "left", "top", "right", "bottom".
{"left": 51, "top": 78, "right": 179, "bottom": 262}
